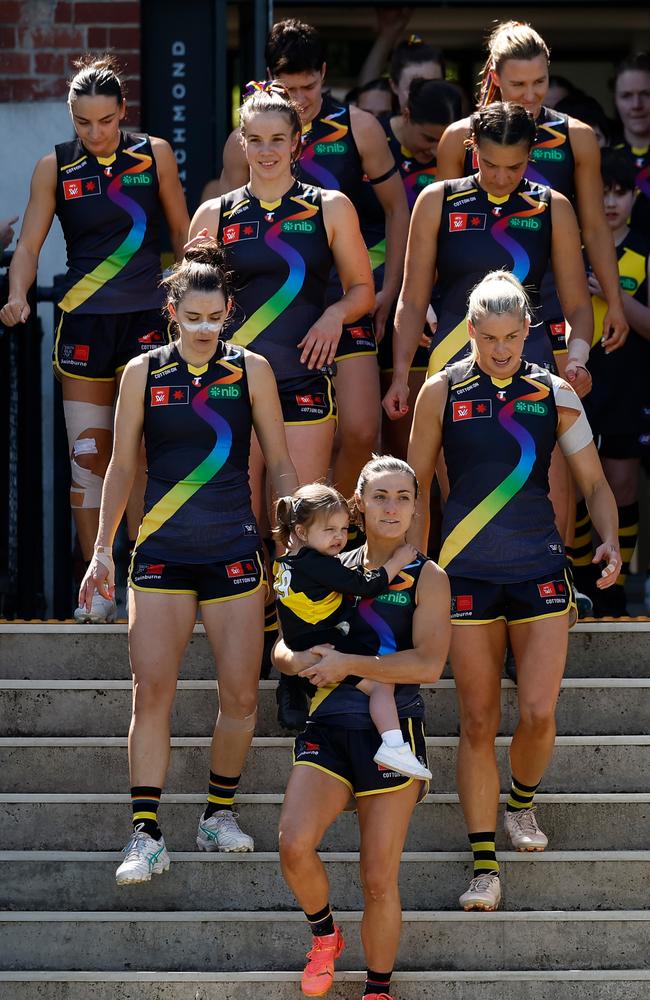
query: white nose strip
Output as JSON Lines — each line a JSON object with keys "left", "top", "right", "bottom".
{"left": 182, "top": 321, "right": 223, "bottom": 334}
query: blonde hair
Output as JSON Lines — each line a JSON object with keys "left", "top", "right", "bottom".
{"left": 274, "top": 484, "right": 348, "bottom": 547}
{"left": 467, "top": 271, "right": 531, "bottom": 362}
{"left": 478, "top": 21, "right": 550, "bottom": 107}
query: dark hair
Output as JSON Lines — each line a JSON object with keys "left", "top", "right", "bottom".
{"left": 265, "top": 19, "right": 325, "bottom": 77}
{"left": 548, "top": 74, "right": 577, "bottom": 100}
{"left": 239, "top": 80, "right": 303, "bottom": 160}
{"left": 390, "top": 35, "right": 445, "bottom": 87}
{"left": 556, "top": 94, "right": 611, "bottom": 145}
{"left": 468, "top": 101, "right": 537, "bottom": 151}
{"left": 407, "top": 78, "right": 461, "bottom": 126}
{"left": 351, "top": 455, "right": 419, "bottom": 528}
{"left": 614, "top": 51, "right": 650, "bottom": 85}
{"left": 274, "top": 484, "right": 348, "bottom": 548}
{"left": 478, "top": 21, "right": 549, "bottom": 107}
{"left": 68, "top": 54, "right": 125, "bottom": 105}
{"left": 160, "top": 239, "right": 233, "bottom": 314}
{"left": 600, "top": 148, "right": 637, "bottom": 193}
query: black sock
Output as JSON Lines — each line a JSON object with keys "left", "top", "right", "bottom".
{"left": 468, "top": 831, "right": 499, "bottom": 876}
{"left": 204, "top": 771, "right": 239, "bottom": 819}
{"left": 130, "top": 785, "right": 162, "bottom": 840}
{"left": 364, "top": 969, "right": 392, "bottom": 995}
{"left": 305, "top": 902, "right": 335, "bottom": 937}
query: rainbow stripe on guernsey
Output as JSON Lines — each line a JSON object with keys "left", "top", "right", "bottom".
{"left": 489, "top": 193, "right": 548, "bottom": 282}
{"left": 525, "top": 113, "right": 566, "bottom": 187}
{"left": 429, "top": 194, "right": 547, "bottom": 374}
{"left": 403, "top": 166, "right": 437, "bottom": 210}
{"left": 230, "top": 197, "right": 319, "bottom": 348}
{"left": 356, "top": 567, "right": 415, "bottom": 654}
{"left": 300, "top": 107, "right": 348, "bottom": 189}
{"left": 135, "top": 363, "right": 241, "bottom": 550}
{"left": 59, "top": 137, "right": 153, "bottom": 313}
{"left": 438, "top": 379, "right": 550, "bottom": 570}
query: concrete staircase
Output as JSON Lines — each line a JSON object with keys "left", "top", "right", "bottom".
{"left": 0, "top": 622, "right": 649, "bottom": 999}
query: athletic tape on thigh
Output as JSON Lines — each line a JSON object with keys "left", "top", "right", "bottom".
{"left": 63, "top": 400, "right": 114, "bottom": 508}
{"left": 216, "top": 710, "right": 257, "bottom": 733}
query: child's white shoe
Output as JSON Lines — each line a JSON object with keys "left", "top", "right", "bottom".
{"left": 373, "top": 741, "right": 432, "bottom": 780}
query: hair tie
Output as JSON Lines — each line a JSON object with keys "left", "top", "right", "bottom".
{"left": 291, "top": 498, "right": 302, "bottom": 515}
{"left": 243, "top": 79, "right": 287, "bottom": 101}
{"left": 407, "top": 34, "right": 423, "bottom": 47}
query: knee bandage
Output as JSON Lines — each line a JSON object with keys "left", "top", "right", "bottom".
{"left": 216, "top": 710, "right": 257, "bottom": 733}
{"left": 63, "top": 401, "right": 113, "bottom": 508}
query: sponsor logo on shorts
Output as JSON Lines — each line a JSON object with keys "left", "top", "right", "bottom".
{"left": 226, "top": 559, "right": 258, "bottom": 582}
{"left": 449, "top": 212, "right": 486, "bottom": 232}
{"left": 348, "top": 326, "right": 371, "bottom": 340}
{"left": 281, "top": 220, "right": 316, "bottom": 233}
{"left": 298, "top": 741, "right": 320, "bottom": 756}
{"left": 377, "top": 764, "right": 401, "bottom": 777}
{"left": 508, "top": 216, "right": 542, "bottom": 230}
{"left": 136, "top": 563, "right": 165, "bottom": 580}
{"left": 62, "top": 343, "right": 90, "bottom": 365}
{"left": 208, "top": 384, "right": 241, "bottom": 399}
{"left": 138, "top": 330, "right": 163, "bottom": 344}
{"left": 514, "top": 400, "right": 548, "bottom": 416}
{"left": 150, "top": 386, "right": 189, "bottom": 406}
{"left": 455, "top": 594, "right": 474, "bottom": 613}
{"left": 296, "top": 393, "right": 326, "bottom": 407}
{"left": 531, "top": 147, "right": 566, "bottom": 162}
{"left": 537, "top": 579, "right": 566, "bottom": 599}
{"left": 242, "top": 523, "right": 258, "bottom": 536}
{"left": 549, "top": 321, "right": 566, "bottom": 339}
{"left": 63, "top": 176, "right": 100, "bottom": 200}
{"left": 548, "top": 543, "right": 563, "bottom": 554}
{"left": 222, "top": 222, "right": 259, "bottom": 243}
{"left": 452, "top": 399, "right": 492, "bottom": 421}
{"left": 122, "top": 173, "right": 153, "bottom": 186}
{"left": 376, "top": 591, "right": 411, "bottom": 606}
{"left": 314, "top": 141, "right": 348, "bottom": 155}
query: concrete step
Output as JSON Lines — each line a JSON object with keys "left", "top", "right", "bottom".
{"left": 3, "top": 678, "right": 649, "bottom": 737}
{"left": 2, "top": 622, "right": 649, "bottom": 679}
{"left": 2, "top": 736, "right": 649, "bottom": 794}
{"left": 2, "top": 910, "right": 649, "bottom": 972}
{"left": 2, "top": 792, "right": 648, "bottom": 852}
{"left": 2, "top": 970, "right": 649, "bottom": 1000}
{"left": 1, "top": 850, "right": 648, "bottom": 913}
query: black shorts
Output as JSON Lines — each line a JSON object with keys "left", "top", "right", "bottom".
{"left": 449, "top": 567, "right": 576, "bottom": 626}
{"left": 278, "top": 370, "right": 337, "bottom": 425}
{"left": 377, "top": 319, "right": 430, "bottom": 373}
{"left": 293, "top": 717, "right": 429, "bottom": 798}
{"left": 129, "top": 550, "right": 265, "bottom": 605}
{"left": 545, "top": 318, "right": 568, "bottom": 354}
{"left": 597, "top": 433, "right": 643, "bottom": 460}
{"left": 53, "top": 308, "right": 171, "bottom": 381}
{"left": 335, "top": 316, "right": 377, "bottom": 361}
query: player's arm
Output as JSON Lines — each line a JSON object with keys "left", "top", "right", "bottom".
{"left": 435, "top": 118, "right": 471, "bottom": 180}
{"left": 301, "top": 545, "right": 418, "bottom": 597}
{"left": 78, "top": 357, "right": 148, "bottom": 609}
{"left": 246, "top": 351, "right": 298, "bottom": 501}
{"left": 352, "top": 104, "right": 409, "bottom": 339}
{"left": 382, "top": 183, "right": 442, "bottom": 420}
{"left": 0, "top": 154, "right": 57, "bottom": 327}
{"left": 151, "top": 137, "right": 190, "bottom": 261}
{"left": 570, "top": 119, "right": 628, "bottom": 350}
{"left": 405, "top": 373, "right": 447, "bottom": 550}
{"left": 555, "top": 385, "right": 620, "bottom": 590}
{"left": 300, "top": 560, "right": 450, "bottom": 686}
{"left": 550, "top": 192, "right": 594, "bottom": 398}
{"left": 188, "top": 198, "right": 221, "bottom": 242}
{"left": 299, "top": 191, "right": 374, "bottom": 369}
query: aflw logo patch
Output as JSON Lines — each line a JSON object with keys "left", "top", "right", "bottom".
{"left": 452, "top": 399, "right": 492, "bottom": 421}
{"left": 63, "top": 177, "right": 101, "bottom": 200}
{"left": 150, "top": 386, "right": 189, "bottom": 406}
{"left": 223, "top": 222, "right": 259, "bottom": 243}
{"left": 449, "top": 212, "right": 486, "bottom": 232}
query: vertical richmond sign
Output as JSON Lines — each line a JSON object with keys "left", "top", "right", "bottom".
{"left": 142, "top": 0, "right": 217, "bottom": 220}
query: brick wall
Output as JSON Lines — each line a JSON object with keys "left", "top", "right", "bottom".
{"left": 0, "top": 0, "right": 141, "bottom": 126}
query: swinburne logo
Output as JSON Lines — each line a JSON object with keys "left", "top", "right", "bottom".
{"left": 208, "top": 384, "right": 241, "bottom": 399}
{"left": 514, "top": 400, "right": 548, "bottom": 416}
{"left": 531, "top": 148, "right": 566, "bottom": 162}
{"left": 314, "top": 141, "right": 348, "bottom": 154}
{"left": 281, "top": 220, "right": 316, "bottom": 233}
{"left": 509, "top": 217, "right": 542, "bottom": 230}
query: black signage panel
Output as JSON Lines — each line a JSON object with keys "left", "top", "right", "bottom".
{"left": 142, "top": 0, "right": 222, "bottom": 219}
